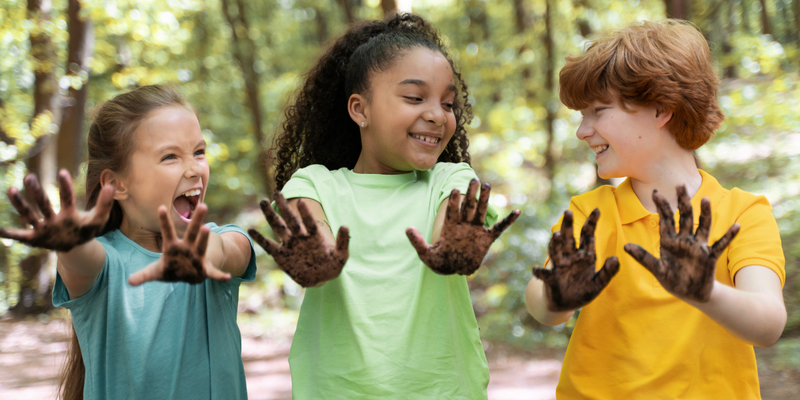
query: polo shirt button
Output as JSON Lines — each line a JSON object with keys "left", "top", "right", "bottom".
{"left": 649, "top": 220, "right": 657, "bottom": 227}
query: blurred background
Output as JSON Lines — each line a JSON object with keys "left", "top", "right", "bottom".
{"left": 1, "top": 0, "right": 799, "bottom": 398}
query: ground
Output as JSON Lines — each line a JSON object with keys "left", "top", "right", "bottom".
{"left": 0, "top": 318, "right": 797, "bottom": 399}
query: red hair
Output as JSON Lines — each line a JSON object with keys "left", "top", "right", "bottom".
{"left": 559, "top": 19, "right": 724, "bottom": 150}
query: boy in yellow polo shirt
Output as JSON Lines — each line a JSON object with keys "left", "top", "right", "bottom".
{"left": 525, "top": 20, "right": 786, "bottom": 399}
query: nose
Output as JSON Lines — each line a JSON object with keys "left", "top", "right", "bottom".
{"left": 423, "top": 106, "right": 446, "bottom": 127}
{"left": 576, "top": 118, "right": 594, "bottom": 141}
{"left": 184, "top": 157, "right": 204, "bottom": 179}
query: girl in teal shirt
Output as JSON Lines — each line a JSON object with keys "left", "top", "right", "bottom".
{"left": 248, "top": 14, "right": 519, "bottom": 399}
{"left": 0, "top": 85, "right": 256, "bottom": 400}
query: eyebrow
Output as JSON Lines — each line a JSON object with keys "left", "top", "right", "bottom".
{"left": 155, "top": 139, "right": 207, "bottom": 153}
{"left": 399, "top": 79, "right": 456, "bottom": 92}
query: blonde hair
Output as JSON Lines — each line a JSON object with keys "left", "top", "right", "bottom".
{"left": 559, "top": 19, "right": 724, "bottom": 150}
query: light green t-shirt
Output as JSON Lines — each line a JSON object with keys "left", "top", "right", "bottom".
{"left": 281, "top": 162, "right": 495, "bottom": 400}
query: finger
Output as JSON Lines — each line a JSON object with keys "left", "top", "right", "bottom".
{"left": 474, "top": 182, "right": 491, "bottom": 225}
{"left": 653, "top": 190, "right": 676, "bottom": 238}
{"left": 710, "top": 223, "right": 740, "bottom": 258}
{"left": 548, "top": 231, "right": 564, "bottom": 266}
{"left": 8, "top": 188, "right": 40, "bottom": 228}
{"left": 445, "top": 189, "right": 461, "bottom": 229}
{"left": 297, "top": 200, "right": 318, "bottom": 237}
{"left": 204, "top": 264, "right": 231, "bottom": 282}
{"left": 676, "top": 185, "right": 693, "bottom": 236}
{"left": 89, "top": 184, "right": 116, "bottom": 225}
{"left": 531, "top": 267, "right": 554, "bottom": 283}
{"left": 560, "top": 210, "right": 576, "bottom": 254}
{"left": 157, "top": 206, "right": 176, "bottom": 244}
{"left": 57, "top": 170, "right": 77, "bottom": 214}
{"left": 490, "top": 209, "right": 520, "bottom": 238}
{"left": 195, "top": 226, "right": 210, "bottom": 257}
{"left": 24, "top": 174, "right": 54, "bottom": 220}
{"left": 185, "top": 203, "right": 207, "bottom": 243}
{"left": 128, "top": 261, "right": 164, "bottom": 286}
{"left": 406, "top": 227, "right": 431, "bottom": 258}
{"left": 274, "top": 192, "right": 305, "bottom": 236}
{"left": 334, "top": 226, "right": 350, "bottom": 263}
{"left": 696, "top": 198, "right": 712, "bottom": 245}
{"left": 591, "top": 256, "right": 620, "bottom": 291}
{"left": 0, "top": 227, "right": 35, "bottom": 242}
{"left": 461, "top": 179, "right": 479, "bottom": 223}
{"left": 623, "top": 243, "right": 662, "bottom": 277}
{"left": 579, "top": 208, "right": 600, "bottom": 251}
{"left": 247, "top": 228, "right": 282, "bottom": 255}
{"left": 259, "top": 199, "right": 290, "bottom": 243}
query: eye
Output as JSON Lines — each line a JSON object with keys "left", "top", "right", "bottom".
{"left": 443, "top": 102, "right": 454, "bottom": 110}
{"left": 595, "top": 107, "right": 608, "bottom": 113}
{"left": 404, "top": 96, "right": 423, "bottom": 102}
{"left": 161, "top": 154, "right": 177, "bottom": 162}
{"left": 194, "top": 149, "right": 206, "bottom": 157}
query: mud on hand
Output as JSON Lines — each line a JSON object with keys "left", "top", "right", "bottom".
{"left": 624, "top": 186, "right": 739, "bottom": 303}
{"left": 248, "top": 192, "right": 349, "bottom": 288}
{"left": 406, "top": 179, "right": 520, "bottom": 276}
{"left": 532, "top": 208, "right": 620, "bottom": 312}
{"left": 0, "top": 170, "right": 114, "bottom": 252}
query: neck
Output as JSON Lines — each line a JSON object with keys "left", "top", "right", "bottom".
{"left": 352, "top": 152, "right": 410, "bottom": 175}
{"left": 630, "top": 149, "right": 702, "bottom": 213}
{"left": 119, "top": 216, "right": 163, "bottom": 252}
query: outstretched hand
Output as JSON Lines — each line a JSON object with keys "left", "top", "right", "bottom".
{"left": 406, "top": 179, "right": 520, "bottom": 276}
{"left": 248, "top": 192, "right": 350, "bottom": 288}
{"left": 532, "top": 209, "right": 620, "bottom": 312}
{"left": 624, "top": 186, "right": 739, "bottom": 303}
{"left": 0, "top": 170, "right": 114, "bottom": 252}
{"left": 128, "top": 204, "right": 231, "bottom": 286}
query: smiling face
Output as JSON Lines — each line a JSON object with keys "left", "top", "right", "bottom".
{"left": 577, "top": 96, "right": 673, "bottom": 180}
{"left": 349, "top": 46, "right": 457, "bottom": 174}
{"left": 114, "top": 106, "right": 209, "bottom": 237}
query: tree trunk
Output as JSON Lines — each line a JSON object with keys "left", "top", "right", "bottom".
{"left": 664, "top": 0, "right": 689, "bottom": 19}
{"left": 543, "top": 0, "right": 558, "bottom": 197}
{"left": 337, "top": 0, "right": 355, "bottom": 24}
{"left": 221, "top": 0, "right": 274, "bottom": 198}
{"left": 758, "top": 0, "right": 772, "bottom": 35}
{"left": 722, "top": 0, "right": 737, "bottom": 78}
{"left": 0, "top": 95, "right": 10, "bottom": 144}
{"left": 741, "top": 0, "right": 753, "bottom": 33}
{"left": 13, "top": 0, "right": 61, "bottom": 316}
{"left": 795, "top": 0, "right": 800, "bottom": 52}
{"left": 381, "top": 0, "right": 397, "bottom": 17}
{"left": 57, "top": 0, "right": 93, "bottom": 176}
{"left": 315, "top": 6, "right": 328, "bottom": 44}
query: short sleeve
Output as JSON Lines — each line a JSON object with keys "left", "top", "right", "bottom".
{"left": 52, "top": 246, "right": 111, "bottom": 310}
{"left": 436, "top": 162, "right": 498, "bottom": 226}
{"left": 210, "top": 223, "right": 257, "bottom": 283}
{"left": 281, "top": 166, "right": 323, "bottom": 203}
{"left": 727, "top": 197, "right": 786, "bottom": 286}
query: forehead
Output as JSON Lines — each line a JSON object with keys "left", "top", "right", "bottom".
{"left": 134, "top": 106, "right": 203, "bottom": 150}
{"left": 373, "top": 47, "right": 454, "bottom": 88}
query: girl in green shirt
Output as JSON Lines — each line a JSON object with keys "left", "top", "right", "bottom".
{"left": 247, "top": 13, "right": 519, "bottom": 399}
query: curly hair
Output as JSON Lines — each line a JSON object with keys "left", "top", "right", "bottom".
{"left": 272, "top": 13, "right": 472, "bottom": 190}
{"left": 559, "top": 19, "right": 724, "bottom": 150}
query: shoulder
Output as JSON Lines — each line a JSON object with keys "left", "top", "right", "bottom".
{"left": 703, "top": 171, "right": 773, "bottom": 216}
{"left": 422, "top": 162, "right": 476, "bottom": 184}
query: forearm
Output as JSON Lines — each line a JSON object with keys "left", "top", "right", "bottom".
{"left": 525, "top": 275, "right": 575, "bottom": 326}
{"left": 207, "top": 232, "right": 251, "bottom": 277}
{"left": 56, "top": 239, "right": 106, "bottom": 299}
{"left": 687, "top": 281, "right": 786, "bottom": 347}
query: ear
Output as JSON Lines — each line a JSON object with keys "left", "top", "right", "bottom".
{"left": 100, "top": 169, "right": 129, "bottom": 201}
{"left": 655, "top": 107, "right": 673, "bottom": 129}
{"left": 348, "top": 93, "right": 369, "bottom": 128}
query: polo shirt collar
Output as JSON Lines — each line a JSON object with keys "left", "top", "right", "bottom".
{"left": 615, "top": 169, "right": 724, "bottom": 225}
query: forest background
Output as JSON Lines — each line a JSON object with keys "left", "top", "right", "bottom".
{"left": 1, "top": 0, "right": 799, "bottom": 377}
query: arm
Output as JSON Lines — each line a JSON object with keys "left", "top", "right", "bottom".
{"left": 57, "top": 241, "right": 108, "bottom": 300}
{"left": 686, "top": 266, "right": 786, "bottom": 347}
{"left": 204, "top": 230, "right": 252, "bottom": 278}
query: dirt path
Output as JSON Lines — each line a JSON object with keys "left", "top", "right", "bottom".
{"left": 0, "top": 319, "right": 562, "bottom": 400}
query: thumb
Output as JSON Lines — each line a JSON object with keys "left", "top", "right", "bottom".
{"left": 406, "top": 227, "right": 431, "bottom": 258}
{"left": 128, "top": 260, "right": 164, "bottom": 286}
{"left": 204, "top": 263, "right": 231, "bottom": 283}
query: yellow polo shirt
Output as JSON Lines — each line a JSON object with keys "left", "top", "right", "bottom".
{"left": 553, "top": 170, "right": 784, "bottom": 400}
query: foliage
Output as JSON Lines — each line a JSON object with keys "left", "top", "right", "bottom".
{"left": 0, "top": 0, "right": 798, "bottom": 350}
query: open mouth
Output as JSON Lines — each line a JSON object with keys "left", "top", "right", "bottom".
{"left": 591, "top": 144, "right": 609, "bottom": 156}
{"left": 409, "top": 133, "right": 440, "bottom": 146}
{"left": 173, "top": 189, "right": 201, "bottom": 222}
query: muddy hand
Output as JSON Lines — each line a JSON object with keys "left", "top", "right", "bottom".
{"left": 248, "top": 192, "right": 349, "bottom": 288}
{"left": 532, "top": 209, "right": 620, "bottom": 312}
{"left": 128, "top": 204, "right": 231, "bottom": 286}
{"left": 624, "top": 186, "right": 739, "bottom": 303}
{"left": 0, "top": 170, "right": 114, "bottom": 252}
{"left": 406, "top": 179, "right": 520, "bottom": 276}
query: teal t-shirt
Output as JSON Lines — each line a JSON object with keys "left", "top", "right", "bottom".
{"left": 282, "top": 162, "right": 495, "bottom": 400}
{"left": 52, "top": 224, "right": 257, "bottom": 400}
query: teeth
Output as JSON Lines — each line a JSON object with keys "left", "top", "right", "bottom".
{"left": 181, "top": 189, "right": 201, "bottom": 197}
{"left": 592, "top": 145, "right": 609, "bottom": 154}
{"left": 411, "top": 134, "right": 440, "bottom": 144}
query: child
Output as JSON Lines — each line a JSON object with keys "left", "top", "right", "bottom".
{"left": 0, "top": 85, "right": 257, "bottom": 400}
{"left": 525, "top": 20, "right": 786, "bottom": 398}
{"left": 247, "top": 14, "right": 519, "bottom": 399}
